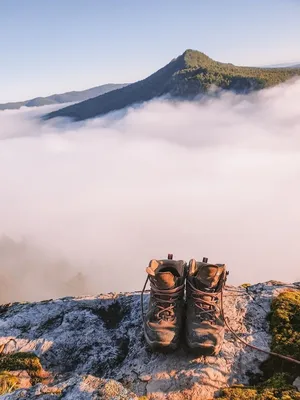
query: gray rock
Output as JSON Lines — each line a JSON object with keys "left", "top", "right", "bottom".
{"left": 0, "top": 282, "right": 298, "bottom": 399}
{"left": 294, "top": 376, "right": 300, "bottom": 392}
{"left": 0, "top": 375, "right": 138, "bottom": 399}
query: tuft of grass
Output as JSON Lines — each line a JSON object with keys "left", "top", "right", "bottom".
{"left": 241, "top": 283, "right": 251, "bottom": 289}
{"left": 0, "top": 372, "right": 19, "bottom": 395}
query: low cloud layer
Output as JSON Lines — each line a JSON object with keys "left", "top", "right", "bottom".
{"left": 1, "top": 80, "right": 300, "bottom": 303}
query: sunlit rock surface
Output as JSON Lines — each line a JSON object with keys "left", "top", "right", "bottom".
{"left": 0, "top": 282, "right": 299, "bottom": 399}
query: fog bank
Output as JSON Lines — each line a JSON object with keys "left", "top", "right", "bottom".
{"left": 1, "top": 80, "right": 300, "bottom": 302}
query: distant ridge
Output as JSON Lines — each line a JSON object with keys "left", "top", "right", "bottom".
{"left": 264, "top": 62, "right": 300, "bottom": 69}
{"left": 45, "top": 49, "right": 300, "bottom": 122}
{"left": 0, "top": 83, "right": 128, "bottom": 111}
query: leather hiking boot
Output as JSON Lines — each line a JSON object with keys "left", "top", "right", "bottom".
{"left": 185, "top": 258, "right": 227, "bottom": 355}
{"left": 142, "top": 256, "right": 187, "bottom": 351}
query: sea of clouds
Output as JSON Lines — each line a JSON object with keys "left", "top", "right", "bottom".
{"left": 1, "top": 79, "right": 300, "bottom": 302}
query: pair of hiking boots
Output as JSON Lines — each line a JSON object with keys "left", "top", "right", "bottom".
{"left": 142, "top": 255, "right": 227, "bottom": 355}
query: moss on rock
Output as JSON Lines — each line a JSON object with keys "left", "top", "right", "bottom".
{"left": 217, "top": 290, "right": 300, "bottom": 399}
{"left": 218, "top": 386, "right": 300, "bottom": 399}
{"left": 217, "top": 374, "right": 300, "bottom": 399}
{"left": 259, "top": 289, "right": 300, "bottom": 384}
{"left": 269, "top": 290, "right": 300, "bottom": 374}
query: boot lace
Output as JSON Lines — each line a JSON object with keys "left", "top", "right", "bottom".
{"left": 141, "top": 276, "right": 184, "bottom": 323}
{"left": 187, "top": 279, "right": 221, "bottom": 323}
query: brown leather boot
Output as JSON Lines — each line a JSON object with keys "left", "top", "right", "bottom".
{"left": 142, "top": 256, "right": 187, "bottom": 351}
{"left": 186, "top": 258, "right": 227, "bottom": 355}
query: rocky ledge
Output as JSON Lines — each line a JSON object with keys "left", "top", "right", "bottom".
{"left": 0, "top": 282, "right": 299, "bottom": 399}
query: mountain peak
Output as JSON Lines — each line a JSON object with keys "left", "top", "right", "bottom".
{"left": 44, "top": 50, "right": 300, "bottom": 122}
{"left": 181, "top": 49, "right": 214, "bottom": 68}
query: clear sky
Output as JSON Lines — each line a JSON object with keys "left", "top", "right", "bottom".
{"left": 1, "top": 0, "right": 300, "bottom": 102}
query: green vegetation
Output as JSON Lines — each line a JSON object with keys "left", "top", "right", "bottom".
{"left": 270, "top": 290, "right": 300, "bottom": 358}
{"left": 180, "top": 49, "right": 300, "bottom": 92}
{"left": 218, "top": 385, "right": 300, "bottom": 400}
{"left": 218, "top": 373, "right": 300, "bottom": 399}
{"left": 0, "top": 352, "right": 43, "bottom": 379}
{"left": 217, "top": 290, "right": 300, "bottom": 399}
{"left": 0, "top": 352, "right": 45, "bottom": 394}
{"left": 266, "top": 290, "right": 300, "bottom": 377}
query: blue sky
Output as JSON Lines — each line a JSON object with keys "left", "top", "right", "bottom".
{"left": 1, "top": 0, "right": 300, "bottom": 102}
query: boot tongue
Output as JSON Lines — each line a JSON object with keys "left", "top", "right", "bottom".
{"left": 195, "top": 264, "right": 224, "bottom": 291}
{"left": 154, "top": 267, "right": 179, "bottom": 289}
